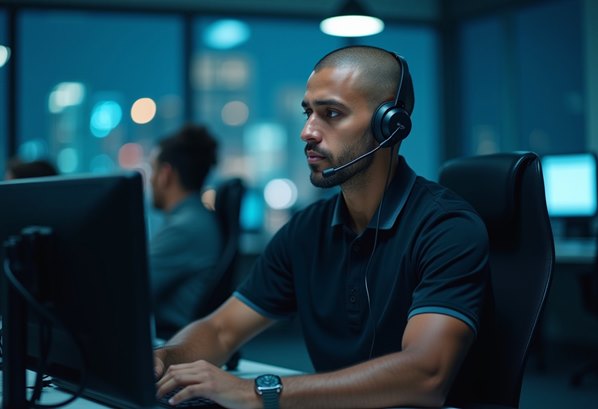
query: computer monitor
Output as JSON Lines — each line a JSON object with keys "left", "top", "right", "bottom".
{"left": 0, "top": 172, "right": 158, "bottom": 407}
{"left": 541, "top": 152, "right": 598, "bottom": 237}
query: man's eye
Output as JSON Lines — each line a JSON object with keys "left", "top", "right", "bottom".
{"left": 302, "top": 110, "right": 312, "bottom": 119}
{"left": 327, "top": 110, "right": 340, "bottom": 118}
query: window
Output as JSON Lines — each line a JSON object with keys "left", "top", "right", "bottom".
{"left": 458, "top": 0, "right": 584, "bottom": 155}
{"left": 17, "top": 10, "right": 184, "bottom": 177}
{"left": 515, "top": 0, "right": 584, "bottom": 154}
{"left": 363, "top": 25, "right": 440, "bottom": 180}
{"left": 459, "top": 17, "right": 505, "bottom": 156}
{"left": 193, "top": 16, "right": 344, "bottom": 209}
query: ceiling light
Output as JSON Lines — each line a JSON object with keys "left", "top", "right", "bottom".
{"left": 320, "top": 0, "right": 384, "bottom": 37}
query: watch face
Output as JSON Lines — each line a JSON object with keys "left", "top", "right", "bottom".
{"left": 256, "top": 374, "right": 282, "bottom": 393}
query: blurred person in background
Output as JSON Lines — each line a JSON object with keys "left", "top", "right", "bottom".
{"left": 5, "top": 157, "right": 58, "bottom": 180}
{"left": 149, "top": 123, "right": 223, "bottom": 340}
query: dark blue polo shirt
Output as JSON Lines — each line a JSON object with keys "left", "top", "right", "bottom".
{"left": 235, "top": 156, "right": 490, "bottom": 372}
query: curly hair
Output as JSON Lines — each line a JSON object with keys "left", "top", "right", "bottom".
{"left": 156, "top": 124, "right": 219, "bottom": 191}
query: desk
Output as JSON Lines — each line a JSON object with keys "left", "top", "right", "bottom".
{"left": 0, "top": 359, "right": 460, "bottom": 409}
{"left": 0, "top": 360, "right": 301, "bottom": 408}
{"left": 554, "top": 237, "right": 595, "bottom": 265}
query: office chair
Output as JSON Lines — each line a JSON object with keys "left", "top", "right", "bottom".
{"left": 196, "top": 177, "right": 246, "bottom": 370}
{"left": 439, "top": 152, "right": 555, "bottom": 409}
{"left": 195, "top": 177, "right": 246, "bottom": 318}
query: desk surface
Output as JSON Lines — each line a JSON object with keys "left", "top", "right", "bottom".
{"left": 0, "top": 360, "right": 302, "bottom": 408}
{"left": 0, "top": 359, "right": 460, "bottom": 409}
{"left": 554, "top": 237, "right": 595, "bottom": 264}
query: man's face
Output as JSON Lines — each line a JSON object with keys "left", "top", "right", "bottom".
{"left": 300, "top": 66, "right": 375, "bottom": 188}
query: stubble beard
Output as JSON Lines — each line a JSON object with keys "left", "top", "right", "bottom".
{"left": 309, "top": 135, "right": 376, "bottom": 189}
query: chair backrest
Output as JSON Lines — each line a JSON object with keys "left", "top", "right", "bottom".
{"left": 439, "top": 152, "right": 555, "bottom": 408}
{"left": 195, "top": 177, "right": 246, "bottom": 318}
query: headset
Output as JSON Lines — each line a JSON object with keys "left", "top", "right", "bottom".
{"left": 370, "top": 51, "right": 414, "bottom": 147}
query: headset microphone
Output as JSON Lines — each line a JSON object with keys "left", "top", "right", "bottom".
{"left": 321, "top": 126, "right": 401, "bottom": 178}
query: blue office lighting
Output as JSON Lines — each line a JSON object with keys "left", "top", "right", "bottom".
{"left": 90, "top": 153, "right": 115, "bottom": 174}
{"left": 542, "top": 153, "right": 598, "bottom": 217}
{"left": 0, "top": 45, "right": 10, "bottom": 67}
{"left": 203, "top": 19, "right": 250, "bottom": 49}
{"left": 240, "top": 189, "right": 264, "bottom": 231}
{"left": 90, "top": 100, "right": 122, "bottom": 138}
{"left": 57, "top": 147, "right": 79, "bottom": 173}
{"left": 17, "top": 139, "right": 48, "bottom": 161}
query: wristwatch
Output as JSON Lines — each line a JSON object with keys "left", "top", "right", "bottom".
{"left": 254, "top": 374, "right": 283, "bottom": 409}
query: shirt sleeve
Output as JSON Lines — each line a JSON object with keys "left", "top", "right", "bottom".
{"left": 235, "top": 220, "right": 297, "bottom": 319}
{"left": 408, "top": 209, "right": 490, "bottom": 336}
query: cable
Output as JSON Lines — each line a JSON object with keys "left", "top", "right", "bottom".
{"left": 0, "top": 327, "right": 4, "bottom": 371}
{"left": 3, "top": 256, "right": 89, "bottom": 408}
{"left": 365, "top": 147, "right": 395, "bottom": 360}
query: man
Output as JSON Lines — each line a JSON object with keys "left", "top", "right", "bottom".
{"left": 149, "top": 124, "right": 223, "bottom": 339}
{"left": 155, "top": 46, "right": 489, "bottom": 409}
{"left": 5, "top": 157, "right": 58, "bottom": 180}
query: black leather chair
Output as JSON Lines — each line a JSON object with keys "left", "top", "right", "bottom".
{"left": 195, "top": 177, "right": 246, "bottom": 319}
{"left": 196, "top": 177, "right": 246, "bottom": 370}
{"left": 439, "top": 152, "right": 555, "bottom": 409}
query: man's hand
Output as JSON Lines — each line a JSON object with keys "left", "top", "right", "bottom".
{"left": 156, "top": 359, "right": 260, "bottom": 409}
{"left": 154, "top": 354, "right": 166, "bottom": 380}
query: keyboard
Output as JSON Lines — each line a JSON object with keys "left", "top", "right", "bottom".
{"left": 158, "top": 386, "right": 221, "bottom": 408}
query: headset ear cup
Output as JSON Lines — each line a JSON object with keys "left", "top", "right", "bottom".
{"left": 371, "top": 102, "right": 412, "bottom": 146}
{"left": 371, "top": 102, "right": 394, "bottom": 144}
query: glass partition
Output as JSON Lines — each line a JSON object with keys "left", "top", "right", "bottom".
{"left": 17, "top": 10, "right": 185, "bottom": 177}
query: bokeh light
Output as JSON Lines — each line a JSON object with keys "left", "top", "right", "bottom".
{"left": 221, "top": 100, "right": 249, "bottom": 126}
{"left": 203, "top": 20, "right": 250, "bottom": 49}
{"left": 57, "top": 147, "right": 79, "bottom": 173}
{"left": 90, "top": 100, "right": 122, "bottom": 138}
{"left": 263, "top": 178, "right": 298, "bottom": 210}
{"left": 90, "top": 154, "right": 116, "bottom": 174}
{"left": 17, "top": 139, "right": 49, "bottom": 161}
{"left": 131, "top": 97, "right": 157, "bottom": 124}
{"left": 0, "top": 45, "right": 10, "bottom": 68}
{"left": 48, "top": 82, "right": 86, "bottom": 114}
{"left": 118, "top": 143, "right": 144, "bottom": 169}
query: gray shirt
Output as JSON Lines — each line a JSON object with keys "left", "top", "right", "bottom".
{"left": 149, "top": 193, "right": 223, "bottom": 337}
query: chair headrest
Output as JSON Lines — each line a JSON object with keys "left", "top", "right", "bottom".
{"left": 439, "top": 152, "right": 539, "bottom": 237}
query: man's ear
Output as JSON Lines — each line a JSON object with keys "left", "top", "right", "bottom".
{"left": 156, "top": 162, "right": 174, "bottom": 187}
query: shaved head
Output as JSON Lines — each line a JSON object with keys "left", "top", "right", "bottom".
{"left": 313, "top": 46, "right": 402, "bottom": 111}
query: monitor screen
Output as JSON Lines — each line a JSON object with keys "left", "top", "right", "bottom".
{"left": 0, "top": 172, "right": 158, "bottom": 407}
{"left": 541, "top": 152, "right": 598, "bottom": 218}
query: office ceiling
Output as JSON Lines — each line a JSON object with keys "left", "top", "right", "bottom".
{"left": 1, "top": 0, "right": 548, "bottom": 23}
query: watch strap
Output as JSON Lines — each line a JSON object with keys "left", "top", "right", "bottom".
{"left": 261, "top": 388, "right": 280, "bottom": 409}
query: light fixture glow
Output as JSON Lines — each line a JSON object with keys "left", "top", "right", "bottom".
{"left": 204, "top": 19, "right": 250, "bottom": 50}
{"left": 320, "top": 0, "right": 384, "bottom": 37}
{"left": 0, "top": 45, "right": 11, "bottom": 68}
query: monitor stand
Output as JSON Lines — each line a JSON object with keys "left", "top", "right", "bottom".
{"left": 1, "top": 227, "right": 54, "bottom": 408}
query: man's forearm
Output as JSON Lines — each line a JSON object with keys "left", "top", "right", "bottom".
{"left": 159, "top": 318, "right": 234, "bottom": 369}
{"left": 279, "top": 351, "right": 448, "bottom": 409}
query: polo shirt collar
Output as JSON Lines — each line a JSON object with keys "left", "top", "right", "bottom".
{"left": 167, "top": 192, "right": 202, "bottom": 217}
{"left": 331, "top": 155, "right": 417, "bottom": 230}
